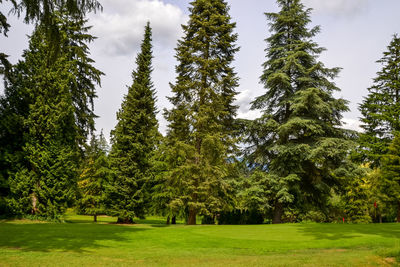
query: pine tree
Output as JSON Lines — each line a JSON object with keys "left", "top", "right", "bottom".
{"left": 0, "top": 59, "right": 30, "bottom": 215}
{"left": 342, "top": 166, "right": 372, "bottom": 223}
{"left": 4, "top": 10, "right": 102, "bottom": 218}
{"left": 1, "top": 0, "right": 101, "bottom": 78}
{"left": 246, "top": 0, "right": 352, "bottom": 223}
{"left": 77, "top": 131, "right": 110, "bottom": 222}
{"left": 359, "top": 35, "right": 400, "bottom": 166}
{"left": 108, "top": 22, "right": 160, "bottom": 223}
{"left": 164, "top": 0, "right": 239, "bottom": 225}
{"left": 380, "top": 134, "right": 400, "bottom": 222}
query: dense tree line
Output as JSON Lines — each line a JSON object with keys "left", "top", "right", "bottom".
{"left": 1, "top": 0, "right": 400, "bottom": 224}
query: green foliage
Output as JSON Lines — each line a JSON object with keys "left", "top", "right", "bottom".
{"left": 238, "top": 169, "right": 299, "bottom": 218}
{"left": 164, "top": 0, "right": 239, "bottom": 224}
{"left": 359, "top": 35, "right": 400, "bottom": 166}
{"left": 3, "top": 10, "right": 102, "bottom": 218}
{"left": 107, "top": 23, "right": 160, "bottom": 223}
{"left": 246, "top": 0, "right": 353, "bottom": 223}
{"left": 0, "top": 0, "right": 17, "bottom": 36}
{"left": 218, "top": 209, "right": 264, "bottom": 225}
{"left": 342, "top": 166, "right": 372, "bottom": 223}
{"left": 77, "top": 131, "right": 111, "bottom": 221}
{"left": 380, "top": 134, "right": 400, "bottom": 222}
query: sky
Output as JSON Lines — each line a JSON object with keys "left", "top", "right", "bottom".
{"left": 1, "top": 0, "right": 400, "bottom": 140}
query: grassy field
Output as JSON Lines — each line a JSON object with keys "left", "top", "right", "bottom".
{"left": 0, "top": 214, "right": 399, "bottom": 266}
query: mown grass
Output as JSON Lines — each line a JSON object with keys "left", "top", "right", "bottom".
{"left": 0, "top": 213, "right": 399, "bottom": 266}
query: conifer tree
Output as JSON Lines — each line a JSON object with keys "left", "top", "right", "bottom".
{"left": 359, "top": 35, "right": 400, "bottom": 166}
{"left": 164, "top": 0, "right": 239, "bottom": 225}
{"left": 108, "top": 23, "right": 159, "bottom": 223}
{"left": 247, "top": 0, "right": 352, "bottom": 223}
{"left": 1, "top": 0, "right": 101, "bottom": 78}
{"left": 4, "top": 10, "right": 102, "bottom": 218}
{"left": 77, "top": 131, "right": 110, "bottom": 222}
{"left": 380, "top": 134, "right": 400, "bottom": 222}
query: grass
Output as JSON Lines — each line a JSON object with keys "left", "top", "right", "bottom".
{"left": 0, "top": 213, "right": 399, "bottom": 266}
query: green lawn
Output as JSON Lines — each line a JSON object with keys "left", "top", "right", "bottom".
{"left": 0, "top": 214, "right": 399, "bottom": 266}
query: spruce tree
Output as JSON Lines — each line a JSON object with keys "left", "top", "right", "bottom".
{"left": 108, "top": 22, "right": 159, "bottom": 223}
{"left": 77, "top": 131, "right": 110, "bottom": 222}
{"left": 247, "top": 0, "right": 352, "bottom": 223}
{"left": 164, "top": 0, "right": 239, "bottom": 225}
{"left": 359, "top": 35, "right": 400, "bottom": 166}
{"left": 4, "top": 10, "right": 102, "bottom": 218}
{"left": 380, "top": 134, "right": 400, "bottom": 222}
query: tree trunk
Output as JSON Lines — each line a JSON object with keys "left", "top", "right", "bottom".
{"left": 31, "top": 192, "right": 38, "bottom": 214}
{"left": 94, "top": 214, "right": 97, "bottom": 222}
{"left": 166, "top": 216, "right": 170, "bottom": 225}
{"left": 397, "top": 201, "right": 400, "bottom": 223}
{"left": 172, "top": 215, "right": 176, "bottom": 225}
{"left": 188, "top": 209, "right": 196, "bottom": 225}
{"left": 272, "top": 202, "right": 283, "bottom": 224}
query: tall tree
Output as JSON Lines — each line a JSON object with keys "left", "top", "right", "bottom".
{"left": 164, "top": 0, "right": 239, "bottom": 225}
{"left": 380, "top": 134, "right": 400, "bottom": 222}
{"left": 4, "top": 10, "right": 102, "bottom": 218}
{"left": 359, "top": 35, "right": 400, "bottom": 166}
{"left": 108, "top": 23, "right": 160, "bottom": 223}
{"left": 246, "top": 0, "right": 352, "bottom": 223}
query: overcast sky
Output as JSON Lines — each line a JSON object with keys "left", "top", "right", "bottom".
{"left": 1, "top": 0, "right": 400, "bottom": 140}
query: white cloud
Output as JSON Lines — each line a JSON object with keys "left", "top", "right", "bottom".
{"left": 89, "top": 0, "right": 187, "bottom": 56}
{"left": 341, "top": 118, "right": 363, "bottom": 132}
{"left": 302, "top": 0, "right": 369, "bottom": 16}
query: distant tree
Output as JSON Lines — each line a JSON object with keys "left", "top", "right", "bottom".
{"left": 359, "top": 35, "right": 400, "bottom": 166}
{"left": 164, "top": 0, "right": 239, "bottom": 225}
{"left": 107, "top": 23, "right": 160, "bottom": 223}
{"left": 77, "top": 131, "right": 110, "bottom": 222}
{"left": 4, "top": 10, "right": 102, "bottom": 218}
{"left": 342, "top": 166, "right": 372, "bottom": 223}
{"left": 150, "top": 138, "right": 179, "bottom": 224}
{"left": 380, "top": 134, "right": 400, "bottom": 222}
{"left": 246, "top": 0, "right": 353, "bottom": 223}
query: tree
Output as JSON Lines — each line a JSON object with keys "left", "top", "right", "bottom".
{"left": 107, "top": 22, "right": 160, "bottom": 223}
{"left": 1, "top": 0, "right": 101, "bottom": 79}
{"left": 359, "top": 35, "right": 400, "bottom": 166}
{"left": 4, "top": 10, "right": 102, "bottom": 218}
{"left": 342, "top": 166, "right": 372, "bottom": 223}
{"left": 246, "top": 0, "right": 353, "bottom": 223}
{"left": 380, "top": 134, "right": 400, "bottom": 222}
{"left": 77, "top": 131, "right": 110, "bottom": 222}
{"left": 164, "top": 0, "right": 239, "bottom": 225}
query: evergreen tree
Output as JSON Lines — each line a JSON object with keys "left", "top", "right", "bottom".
{"left": 342, "top": 166, "right": 372, "bottom": 223}
{"left": 108, "top": 22, "right": 160, "bottom": 223}
{"left": 77, "top": 131, "right": 110, "bottom": 222}
{"left": 150, "top": 137, "right": 179, "bottom": 224}
{"left": 0, "top": 59, "right": 30, "bottom": 215}
{"left": 246, "top": 0, "right": 352, "bottom": 223}
{"left": 380, "top": 134, "right": 400, "bottom": 222}
{"left": 359, "top": 35, "right": 400, "bottom": 166}
{"left": 4, "top": 10, "right": 102, "bottom": 218}
{"left": 1, "top": 0, "right": 101, "bottom": 78}
{"left": 164, "top": 0, "right": 239, "bottom": 225}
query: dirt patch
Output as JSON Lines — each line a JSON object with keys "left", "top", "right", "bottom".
{"left": 384, "top": 257, "right": 396, "bottom": 264}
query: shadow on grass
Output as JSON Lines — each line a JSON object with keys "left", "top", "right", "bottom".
{"left": 298, "top": 223, "right": 400, "bottom": 240}
{"left": 0, "top": 222, "right": 149, "bottom": 253}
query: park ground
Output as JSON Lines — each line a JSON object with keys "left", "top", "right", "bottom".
{"left": 0, "top": 213, "right": 399, "bottom": 266}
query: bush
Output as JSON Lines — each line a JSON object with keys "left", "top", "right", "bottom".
{"left": 218, "top": 209, "right": 264, "bottom": 225}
